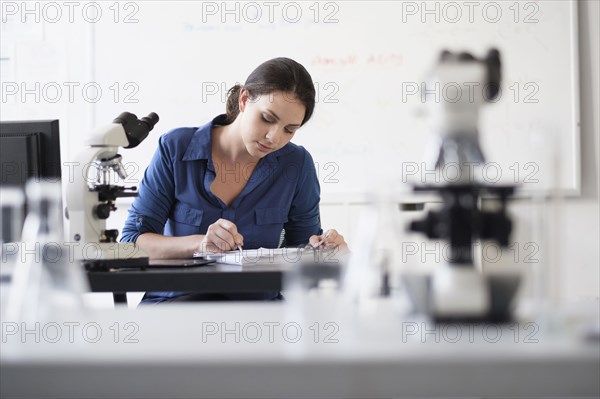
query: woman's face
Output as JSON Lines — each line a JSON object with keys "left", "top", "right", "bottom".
{"left": 238, "top": 89, "right": 306, "bottom": 159}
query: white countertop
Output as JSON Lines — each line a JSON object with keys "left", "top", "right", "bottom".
{"left": 1, "top": 297, "right": 598, "bottom": 398}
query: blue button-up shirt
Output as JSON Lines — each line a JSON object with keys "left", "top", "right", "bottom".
{"left": 121, "top": 115, "right": 322, "bottom": 300}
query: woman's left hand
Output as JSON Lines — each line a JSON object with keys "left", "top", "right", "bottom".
{"left": 308, "top": 229, "right": 348, "bottom": 251}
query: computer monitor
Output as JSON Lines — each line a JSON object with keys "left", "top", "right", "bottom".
{"left": 0, "top": 120, "right": 62, "bottom": 242}
{"left": 0, "top": 120, "right": 61, "bottom": 187}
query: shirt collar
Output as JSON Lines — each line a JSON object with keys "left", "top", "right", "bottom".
{"left": 182, "top": 114, "right": 294, "bottom": 162}
{"left": 182, "top": 114, "right": 227, "bottom": 161}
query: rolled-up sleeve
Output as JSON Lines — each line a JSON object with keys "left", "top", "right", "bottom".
{"left": 120, "top": 135, "right": 175, "bottom": 243}
{"left": 283, "top": 148, "right": 322, "bottom": 246}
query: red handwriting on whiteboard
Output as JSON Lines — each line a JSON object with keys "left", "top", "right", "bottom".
{"left": 311, "top": 53, "right": 404, "bottom": 67}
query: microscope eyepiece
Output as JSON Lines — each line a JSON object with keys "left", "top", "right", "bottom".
{"left": 112, "top": 112, "right": 135, "bottom": 126}
{"left": 113, "top": 111, "right": 160, "bottom": 149}
{"left": 485, "top": 49, "right": 502, "bottom": 101}
{"left": 141, "top": 112, "right": 159, "bottom": 129}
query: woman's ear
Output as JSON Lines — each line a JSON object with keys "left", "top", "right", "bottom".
{"left": 239, "top": 88, "right": 249, "bottom": 112}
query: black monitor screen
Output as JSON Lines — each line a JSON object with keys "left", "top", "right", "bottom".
{"left": 0, "top": 120, "right": 61, "bottom": 187}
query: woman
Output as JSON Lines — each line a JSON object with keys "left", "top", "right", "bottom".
{"left": 121, "top": 57, "right": 347, "bottom": 303}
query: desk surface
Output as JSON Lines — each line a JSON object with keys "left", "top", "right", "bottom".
{"left": 1, "top": 299, "right": 598, "bottom": 398}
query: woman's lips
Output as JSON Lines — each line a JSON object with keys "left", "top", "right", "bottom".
{"left": 257, "top": 142, "right": 272, "bottom": 153}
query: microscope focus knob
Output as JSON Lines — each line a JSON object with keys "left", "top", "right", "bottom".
{"left": 95, "top": 203, "right": 113, "bottom": 219}
{"left": 103, "top": 229, "right": 119, "bottom": 243}
{"left": 409, "top": 211, "right": 443, "bottom": 239}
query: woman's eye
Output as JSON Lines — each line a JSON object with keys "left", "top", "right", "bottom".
{"left": 285, "top": 129, "right": 296, "bottom": 134}
{"left": 261, "top": 115, "right": 274, "bottom": 123}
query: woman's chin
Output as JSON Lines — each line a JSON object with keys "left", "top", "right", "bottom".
{"left": 246, "top": 148, "right": 266, "bottom": 159}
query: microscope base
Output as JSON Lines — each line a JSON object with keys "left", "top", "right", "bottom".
{"left": 432, "top": 266, "right": 489, "bottom": 317}
{"left": 403, "top": 270, "right": 522, "bottom": 324}
{"left": 75, "top": 242, "right": 146, "bottom": 260}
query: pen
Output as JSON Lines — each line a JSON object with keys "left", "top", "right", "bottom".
{"left": 314, "top": 230, "right": 331, "bottom": 248}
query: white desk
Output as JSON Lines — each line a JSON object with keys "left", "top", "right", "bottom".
{"left": 1, "top": 297, "right": 598, "bottom": 398}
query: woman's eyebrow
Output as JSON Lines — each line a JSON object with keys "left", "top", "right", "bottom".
{"left": 266, "top": 109, "right": 301, "bottom": 127}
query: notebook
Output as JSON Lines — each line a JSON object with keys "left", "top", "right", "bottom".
{"left": 194, "top": 247, "right": 305, "bottom": 266}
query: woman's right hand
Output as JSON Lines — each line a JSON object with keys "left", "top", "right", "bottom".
{"left": 199, "top": 218, "right": 244, "bottom": 253}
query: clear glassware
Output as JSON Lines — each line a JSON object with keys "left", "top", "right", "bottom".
{"left": 5, "top": 180, "right": 88, "bottom": 322}
{"left": 1, "top": 186, "right": 25, "bottom": 317}
{"left": 342, "top": 188, "right": 407, "bottom": 313}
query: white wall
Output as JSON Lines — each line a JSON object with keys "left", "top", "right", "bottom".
{"left": 489, "top": 0, "right": 599, "bottom": 302}
{"left": 525, "top": 0, "right": 599, "bottom": 301}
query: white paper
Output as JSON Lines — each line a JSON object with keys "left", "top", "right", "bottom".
{"left": 194, "top": 247, "right": 304, "bottom": 266}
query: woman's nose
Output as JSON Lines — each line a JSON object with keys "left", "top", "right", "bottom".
{"left": 266, "top": 128, "right": 282, "bottom": 145}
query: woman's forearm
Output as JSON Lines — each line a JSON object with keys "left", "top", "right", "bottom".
{"left": 135, "top": 233, "right": 204, "bottom": 259}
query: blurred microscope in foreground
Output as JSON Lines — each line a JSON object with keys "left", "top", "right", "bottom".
{"left": 66, "top": 112, "right": 159, "bottom": 269}
{"left": 403, "top": 49, "right": 522, "bottom": 322}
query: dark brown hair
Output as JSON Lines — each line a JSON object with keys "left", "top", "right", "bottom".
{"left": 225, "top": 57, "right": 316, "bottom": 126}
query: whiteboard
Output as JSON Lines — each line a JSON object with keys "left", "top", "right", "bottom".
{"left": 91, "top": 0, "right": 580, "bottom": 200}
